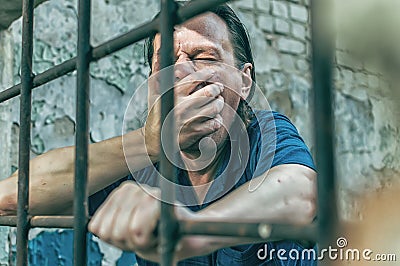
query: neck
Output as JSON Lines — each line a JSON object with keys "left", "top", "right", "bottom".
{"left": 181, "top": 140, "right": 228, "bottom": 186}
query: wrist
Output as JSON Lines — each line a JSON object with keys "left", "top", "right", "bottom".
{"left": 139, "top": 127, "right": 159, "bottom": 163}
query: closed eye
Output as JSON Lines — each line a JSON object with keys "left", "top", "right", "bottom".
{"left": 194, "top": 57, "right": 217, "bottom": 61}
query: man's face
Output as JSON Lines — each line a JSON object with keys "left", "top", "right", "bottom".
{"left": 151, "top": 12, "right": 251, "bottom": 153}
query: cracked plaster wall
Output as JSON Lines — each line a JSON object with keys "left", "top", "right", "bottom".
{"left": 0, "top": 0, "right": 399, "bottom": 264}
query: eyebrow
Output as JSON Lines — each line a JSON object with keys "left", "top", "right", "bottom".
{"left": 189, "top": 46, "right": 221, "bottom": 58}
{"left": 155, "top": 44, "right": 222, "bottom": 55}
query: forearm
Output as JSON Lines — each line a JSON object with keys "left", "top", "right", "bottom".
{"left": 0, "top": 146, "right": 76, "bottom": 215}
{"left": 0, "top": 128, "right": 156, "bottom": 215}
{"left": 177, "top": 164, "right": 317, "bottom": 259}
{"left": 201, "top": 164, "right": 316, "bottom": 223}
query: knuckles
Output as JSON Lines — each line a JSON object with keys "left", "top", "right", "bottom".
{"left": 89, "top": 182, "right": 160, "bottom": 251}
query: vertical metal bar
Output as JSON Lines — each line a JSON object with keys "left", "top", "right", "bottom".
{"left": 16, "top": 0, "right": 34, "bottom": 265}
{"left": 310, "top": 0, "right": 337, "bottom": 265}
{"left": 159, "top": 0, "right": 178, "bottom": 265}
{"left": 74, "top": 0, "right": 91, "bottom": 265}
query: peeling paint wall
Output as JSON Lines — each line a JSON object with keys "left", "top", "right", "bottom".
{"left": 0, "top": 0, "right": 399, "bottom": 265}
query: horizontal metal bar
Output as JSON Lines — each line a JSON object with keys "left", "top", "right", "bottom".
{"left": 0, "top": 216, "right": 75, "bottom": 228}
{"left": 0, "top": 216, "right": 317, "bottom": 241}
{"left": 0, "top": 58, "right": 76, "bottom": 103}
{"left": 91, "top": 19, "right": 158, "bottom": 61}
{"left": 31, "top": 216, "right": 75, "bottom": 228}
{"left": 0, "top": 0, "right": 237, "bottom": 104}
{"left": 180, "top": 221, "right": 317, "bottom": 241}
{"left": 0, "top": 216, "right": 18, "bottom": 226}
{"left": 0, "top": 20, "right": 157, "bottom": 103}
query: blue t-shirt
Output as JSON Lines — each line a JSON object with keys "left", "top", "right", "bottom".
{"left": 89, "top": 110, "right": 316, "bottom": 265}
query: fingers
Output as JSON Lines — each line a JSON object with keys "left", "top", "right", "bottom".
{"left": 88, "top": 182, "right": 160, "bottom": 252}
{"left": 178, "top": 95, "right": 224, "bottom": 124}
{"left": 178, "top": 88, "right": 224, "bottom": 117}
{"left": 88, "top": 187, "right": 123, "bottom": 241}
{"left": 193, "top": 114, "right": 223, "bottom": 134}
{"left": 193, "top": 96, "right": 224, "bottom": 118}
{"left": 191, "top": 82, "right": 223, "bottom": 98}
{"left": 175, "top": 68, "right": 215, "bottom": 96}
{"left": 128, "top": 192, "right": 160, "bottom": 248}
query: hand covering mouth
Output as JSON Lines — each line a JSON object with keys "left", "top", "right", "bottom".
{"left": 190, "top": 81, "right": 210, "bottom": 95}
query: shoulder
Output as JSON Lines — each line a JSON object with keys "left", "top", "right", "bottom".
{"left": 250, "top": 110, "right": 315, "bottom": 171}
{"left": 250, "top": 110, "right": 299, "bottom": 132}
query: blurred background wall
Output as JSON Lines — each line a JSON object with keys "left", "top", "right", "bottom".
{"left": 0, "top": 0, "right": 399, "bottom": 264}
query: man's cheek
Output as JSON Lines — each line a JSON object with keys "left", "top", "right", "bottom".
{"left": 215, "top": 72, "right": 241, "bottom": 94}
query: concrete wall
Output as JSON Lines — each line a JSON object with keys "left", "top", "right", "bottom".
{"left": 0, "top": 0, "right": 399, "bottom": 264}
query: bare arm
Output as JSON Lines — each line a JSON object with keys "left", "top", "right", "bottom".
{"left": 200, "top": 164, "right": 316, "bottom": 224}
{"left": 178, "top": 164, "right": 317, "bottom": 258}
{"left": 0, "top": 68, "right": 223, "bottom": 217}
{"left": 88, "top": 164, "right": 317, "bottom": 263}
{"left": 0, "top": 128, "right": 155, "bottom": 216}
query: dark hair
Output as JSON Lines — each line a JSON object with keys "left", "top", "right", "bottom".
{"left": 144, "top": 4, "right": 255, "bottom": 125}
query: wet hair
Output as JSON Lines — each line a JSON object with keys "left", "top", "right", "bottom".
{"left": 144, "top": 3, "right": 255, "bottom": 125}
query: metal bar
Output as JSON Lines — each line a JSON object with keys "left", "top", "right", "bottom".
{"left": 0, "top": 216, "right": 18, "bottom": 227}
{"left": 180, "top": 221, "right": 317, "bottom": 241}
{"left": 0, "top": 0, "right": 234, "bottom": 104}
{"left": 159, "top": 0, "right": 178, "bottom": 265}
{"left": 0, "top": 216, "right": 74, "bottom": 228}
{"left": 310, "top": 0, "right": 337, "bottom": 265}
{"left": 0, "top": 58, "right": 75, "bottom": 103}
{"left": 0, "top": 0, "right": 332, "bottom": 264}
{"left": 73, "top": 0, "right": 91, "bottom": 265}
{"left": 0, "top": 216, "right": 317, "bottom": 241}
{"left": 0, "top": 20, "right": 157, "bottom": 103}
{"left": 16, "top": 0, "right": 34, "bottom": 265}
{"left": 32, "top": 216, "right": 74, "bottom": 228}
{"left": 0, "top": 21, "right": 157, "bottom": 103}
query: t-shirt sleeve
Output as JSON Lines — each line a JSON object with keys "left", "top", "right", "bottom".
{"left": 271, "top": 112, "right": 315, "bottom": 170}
{"left": 253, "top": 111, "right": 315, "bottom": 177}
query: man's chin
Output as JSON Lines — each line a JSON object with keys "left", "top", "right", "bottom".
{"left": 181, "top": 130, "right": 226, "bottom": 155}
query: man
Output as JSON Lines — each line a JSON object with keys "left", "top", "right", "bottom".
{"left": 0, "top": 4, "right": 316, "bottom": 265}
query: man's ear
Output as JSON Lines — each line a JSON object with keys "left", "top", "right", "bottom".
{"left": 241, "top": 63, "right": 253, "bottom": 101}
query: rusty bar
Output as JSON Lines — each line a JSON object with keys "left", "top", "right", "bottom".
{"left": 0, "top": 216, "right": 83, "bottom": 228}
{"left": 0, "top": 0, "right": 334, "bottom": 264}
{"left": 159, "top": 0, "right": 178, "bottom": 265}
{"left": 0, "top": 215, "right": 317, "bottom": 241}
{"left": 0, "top": 216, "right": 18, "bottom": 227}
{"left": 16, "top": 0, "right": 34, "bottom": 265}
{"left": 310, "top": 0, "right": 337, "bottom": 264}
{"left": 180, "top": 221, "right": 317, "bottom": 241}
{"left": 0, "top": 20, "right": 157, "bottom": 103}
{"left": 32, "top": 216, "right": 75, "bottom": 228}
{"left": 73, "top": 0, "right": 91, "bottom": 265}
{"left": 0, "top": 0, "right": 235, "bottom": 104}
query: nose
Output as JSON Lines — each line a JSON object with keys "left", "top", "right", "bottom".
{"left": 174, "top": 57, "right": 196, "bottom": 82}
